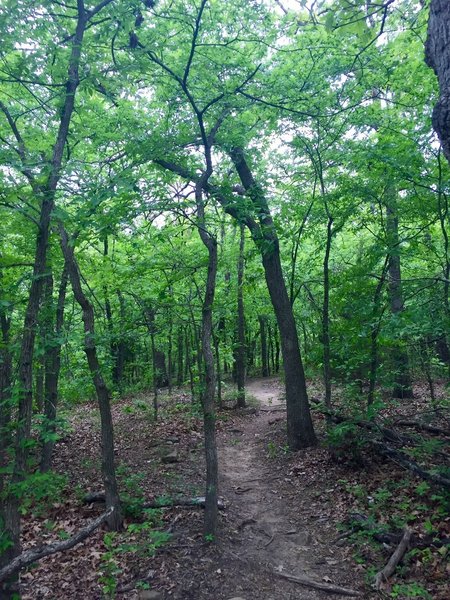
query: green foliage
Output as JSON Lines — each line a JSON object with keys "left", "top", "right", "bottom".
{"left": 98, "top": 512, "right": 170, "bottom": 598}
{"left": 9, "top": 472, "right": 68, "bottom": 517}
{"left": 116, "top": 465, "right": 147, "bottom": 519}
{"left": 390, "top": 582, "right": 432, "bottom": 599}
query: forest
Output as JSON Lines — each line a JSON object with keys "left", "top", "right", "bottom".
{"left": 0, "top": 0, "right": 449, "bottom": 598}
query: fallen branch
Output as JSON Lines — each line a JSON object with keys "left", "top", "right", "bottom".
{"left": 83, "top": 493, "right": 226, "bottom": 510}
{"left": 0, "top": 508, "right": 113, "bottom": 582}
{"left": 275, "top": 570, "right": 361, "bottom": 596}
{"left": 374, "top": 527, "right": 412, "bottom": 590}
{"left": 371, "top": 441, "right": 450, "bottom": 489}
{"left": 394, "top": 420, "right": 450, "bottom": 437}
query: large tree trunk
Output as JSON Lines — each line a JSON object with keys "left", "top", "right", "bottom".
{"left": 385, "top": 190, "right": 413, "bottom": 399}
{"left": 425, "top": 0, "right": 450, "bottom": 163}
{"left": 230, "top": 148, "right": 317, "bottom": 449}
{"left": 236, "top": 224, "right": 246, "bottom": 407}
{"left": 59, "top": 225, "right": 122, "bottom": 531}
{"left": 40, "top": 266, "right": 68, "bottom": 472}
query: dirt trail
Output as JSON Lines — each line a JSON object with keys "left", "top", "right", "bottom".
{"left": 216, "top": 377, "right": 362, "bottom": 600}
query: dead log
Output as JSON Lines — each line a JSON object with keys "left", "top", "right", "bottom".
{"left": 374, "top": 527, "right": 412, "bottom": 590}
{"left": 370, "top": 440, "right": 450, "bottom": 489}
{"left": 275, "top": 570, "right": 361, "bottom": 596}
{"left": 83, "top": 493, "right": 226, "bottom": 510}
{"left": 0, "top": 508, "right": 113, "bottom": 582}
{"left": 394, "top": 419, "right": 450, "bottom": 437}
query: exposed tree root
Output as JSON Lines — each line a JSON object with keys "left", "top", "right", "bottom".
{"left": 274, "top": 570, "right": 361, "bottom": 596}
{"left": 374, "top": 527, "right": 412, "bottom": 590}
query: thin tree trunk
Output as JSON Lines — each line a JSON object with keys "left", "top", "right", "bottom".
{"left": 323, "top": 214, "right": 333, "bottom": 417}
{"left": 115, "top": 290, "right": 126, "bottom": 388}
{"left": 196, "top": 181, "right": 219, "bottom": 538}
{"left": 367, "top": 258, "right": 389, "bottom": 407}
{"left": 259, "top": 315, "right": 269, "bottom": 378}
{"left": 167, "top": 313, "right": 173, "bottom": 394}
{"left": 40, "top": 266, "right": 68, "bottom": 472}
{"left": 150, "top": 330, "right": 158, "bottom": 421}
{"left": 385, "top": 190, "right": 413, "bottom": 399}
{"left": 213, "top": 332, "right": 223, "bottom": 408}
{"left": 236, "top": 224, "right": 246, "bottom": 407}
{"left": 177, "top": 327, "right": 183, "bottom": 386}
{"left": 103, "top": 237, "right": 118, "bottom": 386}
{"left": 58, "top": 224, "right": 122, "bottom": 531}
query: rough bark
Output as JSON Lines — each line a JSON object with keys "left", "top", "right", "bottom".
{"left": 425, "top": 0, "right": 450, "bottom": 162}
{"left": 59, "top": 224, "right": 122, "bottom": 531}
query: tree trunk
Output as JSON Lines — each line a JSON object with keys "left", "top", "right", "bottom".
{"left": 213, "top": 332, "right": 223, "bottom": 408}
{"left": 230, "top": 148, "right": 317, "bottom": 449}
{"left": 236, "top": 224, "right": 246, "bottom": 407}
{"left": 385, "top": 191, "right": 413, "bottom": 399}
{"left": 114, "top": 290, "right": 127, "bottom": 388}
{"left": 322, "top": 214, "right": 333, "bottom": 415}
{"left": 58, "top": 224, "right": 122, "bottom": 531}
{"left": 40, "top": 266, "right": 68, "bottom": 472}
{"left": 0, "top": 311, "right": 20, "bottom": 600}
{"left": 425, "top": 0, "right": 450, "bottom": 163}
{"left": 177, "top": 327, "right": 184, "bottom": 386}
{"left": 259, "top": 315, "right": 269, "bottom": 378}
{"left": 367, "top": 258, "right": 388, "bottom": 407}
{"left": 196, "top": 182, "right": 219, "bottom": 538}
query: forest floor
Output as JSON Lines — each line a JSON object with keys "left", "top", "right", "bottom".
{"left": 19, "top": 377, "right": 449, "bottom": 599}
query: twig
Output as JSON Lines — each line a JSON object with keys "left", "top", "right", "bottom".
{"left": 0, "top": 508, "right": 113, "bottom": 582}
{"left": 373, "top": 527, "right": 412, "bottom": 590}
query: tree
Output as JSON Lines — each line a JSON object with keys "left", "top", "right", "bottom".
{"left": 426, "top": 0, "right": 450, "bottom": 162}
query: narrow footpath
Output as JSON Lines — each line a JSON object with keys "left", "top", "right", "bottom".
{"left": 213, "top": 377, "right": 366, "bottom": 600}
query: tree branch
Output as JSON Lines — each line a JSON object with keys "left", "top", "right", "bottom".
{"left": 0, "top": 508, "right": 113, "bottom": 582}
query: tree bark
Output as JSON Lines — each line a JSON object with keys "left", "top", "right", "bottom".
{"left": 58, "top": 224, "right": 122, "bottom": 531}
{"left": 229, "top": 148, "right": 317, "bottom": 449}
{"left": 425, "top": 0, "right": 450, "bottom": 163}
{"left": 0, "top": 310, "right": 20, "bottom": 600}
{"left": 40, "top": 265, "right": 68, "bottom": 472}
{"left": 196, "top": 181, "right": 219, "bottom": 538}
